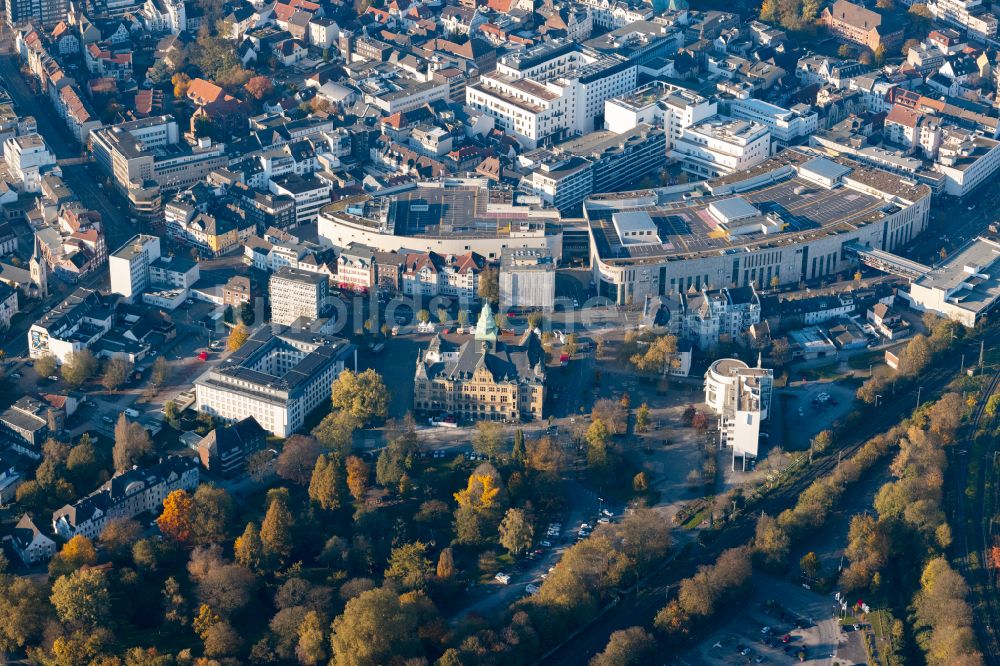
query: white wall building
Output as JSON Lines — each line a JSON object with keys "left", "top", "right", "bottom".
{"left": 4, "top": 133, "right": 57, "bottom": 193}
{"left": 727, "top": 97, "right": 818, "bottom": 145}
{"left": 934, "top": 129, "right": 1000, "bottom": 197}
{"left": 195, "top": 326, "right": 355, "bottom": 437}
{"left": 467, "top": 40, "right": 636, "bottom": 149}
{"left": 109, "top": 234, "right": 160, "bottom": 300}
{"left": 931, "top": 0, "right": 997, "bottom": 40}
{"left": 704, "top": 357, "right": 773, "bottom": 471}
{"left": 52, "top": 456, "right": 199, "bottom": 540}
{"left": 604, "top": 81, "right": 717, "bottom": 150}
{"left": 269, "top": 266, "right": 330, "bottom": 325}
{"left": 906, "top": 236, "right": 1000, "bottom": 327}
{"left": 500, "top": 247, "right": 556, "bottom": 309}
{"left": 671, "top": 117, "right": 771, "bottom": 178}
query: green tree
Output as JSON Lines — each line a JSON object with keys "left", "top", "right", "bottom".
{"left": 329, "top": 587, "right": 422, "bottom": 666}
{"left": 50, "top": 568, "right": 111, "bottom": 629}
{"left": 296, "top": 610, "right": 327, "bottom": 665}
{"left": 416, "top": 309, "right": 431, "bottom": 324}
{"left": 234, "top": 522, "right": 265, "bottom": 572}
{"left": 635, "top": 403, "right": 651, "bottom": 432}
{"left": 191, "top": 485, "right": 234, "bottom": 545}
{"left": 436, "top": 307, "right": 448, "bottom": 325}
{"left": 473, "top": 420, "right": 505, "bottom": 460}
{"left": 499, "top": 508, "right": 534, "bottom": 555}
{"left": 309, "top": 453, "right": 344, "bottom": 511}
{"left": 385, "top": 541, "right": 433, "bottom": 591}
{"left": 113, "top": 413, "right": 153, "bottom": 472}
{"left": 478, "top": 266, "right": 500, "bottom": 304}
{"left": 800, "top": 551, "right": 820, "bottom": 578}
{"left": 331, "top": 369, "right": 389, "bottom": 425}
{"left": 586, "top": 418, "right": 611, "bottom": 470}
{"left": 591, "top": 626, "right": 657, "bottom": 666}
{"left": 34, "top": 354, "right": 57, "bottom": 378}
{"left": 754, "top": 514, "right": 790, "bottom": 568}
{"left": 261, "top": 493, "right": 294, "bottom": 563}
{"left": 312, "top": 411, "right": 359, "bottom": 455}
{"left": 511, "top": 429, "right": 526, "bottom": 465}
{"left": 0, "top": 577, "right": 48, "bottom": 652}
{"left": 61, "top": 350, "right": 97, "bottom": 388}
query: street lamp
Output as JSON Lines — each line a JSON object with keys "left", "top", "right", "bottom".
{"left": 875, "top": 394, "right": 882, "bottom": 408}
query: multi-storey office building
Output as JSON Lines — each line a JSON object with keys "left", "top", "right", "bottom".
{"left": 269, "top": 266, "right": 330, "bottom": 325}
{"left": 194, "top": 326, "right": 355, "bottom": 436}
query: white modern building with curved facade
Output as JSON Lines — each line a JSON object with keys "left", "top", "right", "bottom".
{"left": 705, "top": 357, "right": 773, "bottom": 471}
{"left": 586, "top": 149, "right": 933, "bottom": 305}
{"left": 318, "top": 180, "right": 563, "bottom": 261}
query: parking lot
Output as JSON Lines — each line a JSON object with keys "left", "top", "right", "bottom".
{"left": 678, "top": 572, "right": 844, "bottom": 666}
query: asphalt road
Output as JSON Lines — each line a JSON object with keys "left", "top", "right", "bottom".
{"left": 0, "top": 55, "right": 136, "bottom": 249}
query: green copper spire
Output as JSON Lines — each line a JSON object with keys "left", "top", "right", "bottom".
{"left": 475, "top": 301, "right": 499, "bottom": 342}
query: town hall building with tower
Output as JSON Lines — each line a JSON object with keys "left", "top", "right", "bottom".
{"left": 413, "top": 303, "right": 547, "bottom": 423}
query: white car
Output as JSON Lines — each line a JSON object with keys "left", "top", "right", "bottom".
{"left": 494, "top": 573, "right": 511, "bottom": 584}
{"left": 525, "top": 583, "right": 540, "bottom": 595}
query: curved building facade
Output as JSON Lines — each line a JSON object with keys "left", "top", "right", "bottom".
{"left": 318, "top": 179, "right": 564, "bottom": 261}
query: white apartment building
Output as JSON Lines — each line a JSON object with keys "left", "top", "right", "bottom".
{"left": 727, "top": 97, "right": 818, "bottom": 145}
{"left": 0, "top": 282, "right": 18, "bottom": 332}
{"left": 704, "top": 357, "right": 773, "bottom": 471}
{"left": 466, "top": 40, "right": 636, "bottom": 149}
{"left": 500, "top": 247, "right": 556, "bottom": 309}
{"left": 934, "top": 129, "right": 1000, "bottom": 196}
{"left": 3, "top": 133, "right": 57, "bottom": 193}
{"left": 577, "top": 0, "right": 653, "bottom": 29}
{"left": 671, "top": 117, "right": 772, "bottom": 178}
{"left": 931, "top": 0, "right": 997, "bottom": 40}
{"left": 269, "top": 174, "right": 332, "bottom": 224}
{"left": 52, "top": 456, "right": 199, "bottom": 540}
{"left": 604, "top": 80, "right": 717, "bottom": 150}
{"left": 269, "top": 266, "right": 330, "bottom": 326}
{"left": 195, "top": 326, "right": 355, "bottom": 436}
{"left": 672, "top": 286, "right": 761, "bottom": 350}
{"left": 28, "top": 289, "right": 114, "bottom": 364}
{"left": 109, "top": 234, "right": 160, "bottom": 300}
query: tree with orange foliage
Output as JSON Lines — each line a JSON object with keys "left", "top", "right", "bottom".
{"left": 171, "top": 72, "right": 191, "bottom": 99}
{"left": 991, "top": 545, "right": 1000, "bottom": 570}
{"left": 158, "top": 489, "right": 195, "bottom": 543}
{"left": 345, "top": 455, "right": 369, "bottom": 504}
{"left": 244, "top": 75, "right": 274, "bottom": 101}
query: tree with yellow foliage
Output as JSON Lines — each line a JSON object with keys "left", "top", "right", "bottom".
{"left": 453, "top": 463, "right": 506, "bottom": 544}
{"left": 49, "top": 534, "right": 97, "bottom": 578}
{"left": 227, "top": 323, "right": 250, "bottom": 351}
{"left": 157, "top": 489, "right": 195, "bottom": 544}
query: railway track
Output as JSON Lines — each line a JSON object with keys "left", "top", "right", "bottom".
{"left": 952, "top": 366, "right": 1000, "bottom": 665}
{"left": 540, "top": 337, "right": 992, "bottom": 666}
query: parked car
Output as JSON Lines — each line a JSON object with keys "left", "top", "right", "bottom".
{"left": 494, "top": 573, "right": 511, "bottom": 584}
